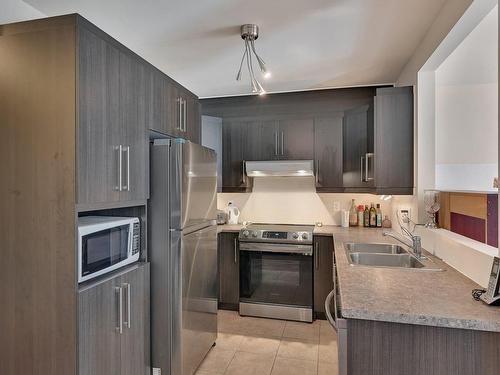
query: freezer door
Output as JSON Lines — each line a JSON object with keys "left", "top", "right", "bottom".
{"left": 170, "top": 140, "right": 217, "bottom": 231}
{"left": 171, "top": 225, "right": 218, "bottom": 375}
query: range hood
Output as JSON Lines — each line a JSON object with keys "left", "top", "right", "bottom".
{"left": 245, "top": 160, "right": 314, "bottom": 177}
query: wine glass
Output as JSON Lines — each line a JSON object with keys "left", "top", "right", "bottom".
{"left": 424, "top": 190, "right": 440, "bottom": 228}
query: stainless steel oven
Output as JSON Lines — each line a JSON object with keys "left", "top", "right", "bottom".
{"left": 238, "top": 224, "right": 314, "bottom": 322}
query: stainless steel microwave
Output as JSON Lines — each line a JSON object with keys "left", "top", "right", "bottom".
{"left": 77, "top": 216, "right": 140, "bottom": 283}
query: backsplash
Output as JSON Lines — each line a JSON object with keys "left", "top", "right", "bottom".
{"left": 217, "top": 177, "right": 393, "bottom": 225}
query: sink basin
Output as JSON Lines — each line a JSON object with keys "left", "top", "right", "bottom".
{"left": 348, "top": 252, "right": 425, "bottom": 269}
{"left": 344, "top": 243, "right": 407, "bottom": 254}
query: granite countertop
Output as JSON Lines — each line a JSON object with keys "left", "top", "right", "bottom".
{"left": 327, "top": 227, "right": 500, "bottom": 332}
{"left": 217, "top": 224, "right": 244, "bottom": 233}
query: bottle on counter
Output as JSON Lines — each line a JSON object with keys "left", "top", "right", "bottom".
{"left": 357, "top": 205, "right": 364, "bottom": 227}
{"left": 363, "top": 205, "right": 370, "bottom": 227}
{"left": 349, "top": 199, "right": 358, "bottom": 226}
{"left": 376, "top": 204, "right": 382, "bottom": 228}
{"left": 382, "top": 215, "right": 392, "bottom": 228}
{"left": 369, "top": 203, "right": 377, "bottom": 227}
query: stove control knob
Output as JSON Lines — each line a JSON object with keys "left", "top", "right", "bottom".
{"left": 301, "top": 233, "right": 308, "bottom": 240}
{"left": 292, "top": 232, "right": 299, "bottom": 239}
{"left": 251, "top": 231, "right": 258, "bottom": 238}
{"left": 242, "top": 230, "right": 250, "bottom": 237}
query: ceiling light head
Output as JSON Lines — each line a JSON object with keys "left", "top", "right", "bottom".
{"left": 241, "top": 24, "right": 259, "bottom": 40}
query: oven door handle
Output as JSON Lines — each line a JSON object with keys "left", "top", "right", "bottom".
{"left": 239, "top": 242, "right": 313, "bottom": 255}
{"left": 325, "top": 289, "right": 336, "bottom": 330}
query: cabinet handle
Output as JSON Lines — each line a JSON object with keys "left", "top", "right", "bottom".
{"left": 280, "top": 132, "right": 284, "bottom": 155}
{"left": 116, "top": 286, "right": 123, "bottom": 334}
{"left": 315, "top": 160, "right": 320, "bottom": 185}
{"left": 177, "top": 98, "right": 182, "bottom": 130}
{"left": 360, "top": 155, "right": 365, "bottom": 182}
{"left": 315, "top": 242, "right": 320, "bottom": 269}
{"left": 121, "top": 146, "right": 130, "bottom": 191}
{"left": 183, "top": 98, "right": 187, "bottom": 132}
{"left": 242, "top": 160, "right": 247, "bottom": 186}
{"left": 123, "top": 283, "right": 131, "bottom": 329}
{"left": 274, "top": 132, "right": 278, "bottom": 156}
{"left": 234, "top": 237, "right": 238, "bottom": 264}
{"left": 365, "top": 153, "right": 374, "bottom": 181}
{"left": 115, "top": 145, "right": 123, "bottom": 191}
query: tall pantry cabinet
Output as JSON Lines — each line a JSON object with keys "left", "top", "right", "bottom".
{"left": 0, "top": 14, "right": 164, "bottom": 375}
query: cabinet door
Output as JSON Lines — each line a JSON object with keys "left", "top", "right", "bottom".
{"left": 314, "top": 116, "right": 343, "bottom": 191}
{"left": 119, "top": 52, "right": 148, "bottom": 201}
{"left": 245, "top": 120, "right": 279, "bottom": 161}
{"left": 218, "top": 232, "right": 240, "bottom": 310}
{"left": 374, "top": 87, "right": 414, "bottom": 192}
{"left": 186, "top": 94, "right": 201, "bottom": 143}
{"left": 342, "top": 105, "right": 374, "bottom": 190}
{"left": 120, "top": 264, "right": 150, "bottom": 375}
{"left": 279, "top": 118, "right": 314, "bottom": 159}
{"left": 78, "top": 26, "right": 121, "bottom": 205}
{"left": 221, "top": 120, "right": 251, "bottom": 191}
{"left": 78, "top": 275, "right": 122, "bottom": 375}
{"left": 313, "top": 236, "right": 334, "bottom": 317}
{"left": 150, "top": 69, "right": 169, "bottom": 134}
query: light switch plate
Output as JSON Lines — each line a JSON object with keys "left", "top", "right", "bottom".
{"left": 152, "top": 368, "right": 161, "bottom": 375}
{"left": 399, "top": 208, "right": 411, "bottom": 225}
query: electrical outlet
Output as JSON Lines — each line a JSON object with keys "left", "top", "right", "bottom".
{"left": 399, "top": 208, "right": 411, "bottom": 224}
{"left": 333, "top": 201, "right": 340, "bottom": 212}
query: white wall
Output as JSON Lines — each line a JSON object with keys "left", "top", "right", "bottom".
{"left": 218, "top": 177, "right": 392, "bottom": 226}
{"left": 434, "top": 7, "right": 498, "bottom": 192}
{"left": 1, "top": 0, "right": 44, "bottom": 24}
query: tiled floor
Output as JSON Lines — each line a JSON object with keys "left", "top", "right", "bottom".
{"left": 196, "top": 310, "right": 339, "bottom": 375}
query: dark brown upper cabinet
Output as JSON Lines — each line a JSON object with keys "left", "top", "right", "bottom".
{"left": 314, "top": 115, "right": 343, "bottom": 192}
{"left": 222, "top": 119, "right": 252, "bottom": 192}
{"left": 78, "top": 24, "right": 149, "bottom": 207}
{"left": 202, "top": 86, "right": 413, "bottom": 194}
{"left": 342, "top": 104, "right": 375, "bottom": 192}
{"left": 374, "top": 87, "right": 414, "bottom": 194}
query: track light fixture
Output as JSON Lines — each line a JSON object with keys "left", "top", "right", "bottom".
{"left": 236, "top": 24, "right": 270, "bottom": 95}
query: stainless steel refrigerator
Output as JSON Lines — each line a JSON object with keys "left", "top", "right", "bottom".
{"left": 149, "top": 138, "right": 218, "bottom": 375}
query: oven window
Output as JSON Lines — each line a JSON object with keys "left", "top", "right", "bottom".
{"left": 240, "top": 251, "right": 313, "bottom": 307}
{"left": 82, "top": 225, "right": 129, "bottom": 276}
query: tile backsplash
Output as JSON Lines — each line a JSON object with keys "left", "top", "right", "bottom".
{"left": 217, "top": 177, "right": 393, "bottom": 225}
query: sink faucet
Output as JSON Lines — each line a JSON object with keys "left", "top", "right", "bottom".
{"left": 383, "top": 231, "right": 423, "bottom": 259}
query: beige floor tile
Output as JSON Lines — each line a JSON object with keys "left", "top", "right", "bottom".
{"left": 244, "top": 317, "right": 286, "bottom": 338}
{"left": 197, "top": 347, "right": 235, "bottom": 373}
{"left": 318, "top": 341, "right": 338, "bottom": 364}
{"left": 271, "top": 357, "right": 317, "bottom": 375}
{"left": 215, "top": 333, "right": 245, "bottom": 351}
{"left": 238, "top": 336, "right": 281, "bottom": 355}
{"left": 277, "top": 338, "right": 319, "bottom": 362}
{"left": 224, "top": 351, "right": 276, "bottom": 375}
{"left": 319, "top": 321, "right": 337, "bottom": 341}
{"left": 282, "top": 320, "right": 321, "bottom": 342}
{"left": 318, "top": 361, "right": 339, "bottom": 375}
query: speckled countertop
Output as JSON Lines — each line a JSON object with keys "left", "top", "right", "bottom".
{"left": 218, "top": 224, "right": 500, "bottom": 332}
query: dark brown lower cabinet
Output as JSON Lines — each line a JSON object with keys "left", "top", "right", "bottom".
{"left": 344, "top": 318, "right": 500, "bottom": 375}
{"left": 78, "top": 263, "right": 150, "bottom": 375}
{"left": 313, "top": 235, "right": 334, "bottom": 319}
{"left": 218, "top": 232, "right": 240, "bottom": 310}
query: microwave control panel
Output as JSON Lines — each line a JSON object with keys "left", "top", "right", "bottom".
{"left": 132, "top": 222, "right": 140, "bottom": 255}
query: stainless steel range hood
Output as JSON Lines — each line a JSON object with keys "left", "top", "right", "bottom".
{"left": 245, "top": 160, "right": 314, "bottom": 177}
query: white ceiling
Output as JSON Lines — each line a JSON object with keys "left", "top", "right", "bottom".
{"left": 18, "top": 0, "right": 448, "bottom": 97}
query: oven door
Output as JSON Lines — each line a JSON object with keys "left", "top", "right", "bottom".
{"left": 239, "top": 242, "right": 313, "bottom": 310}
{"left": 79, "top": 224, "right": 131, "bottom": 282}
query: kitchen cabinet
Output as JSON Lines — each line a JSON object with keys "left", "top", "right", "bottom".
{"left": 342, "top": 104, "right": 374, "bottom": 191}
{"left": 245, "top": 120, "right": 278, "bottom": 161}
{"left": 78, "top": 25, "right": 149, "bottom": 206}
{"left": 313, "top": 236, "right": 334, "bottom": 319}
{"left": 278, "top": 118, "right": 314, "bottom": 160}
{"left": 314, "top": 115, "right": 343, "bottom": 192}
{"left": 150, "top": 69, "right": 169, "bottom": 134}
{"left": 164, "top": 81, "right": 201, "bottom": 143}
{"left": 218, "top": 232, "right": 240, "bottom": 310}
{"left": 374, "top": 87, "right": 413, "bottom": 194}
{"left": 79, "top": 263, "right": 150, "bottom": 375}
{"left": 222, "top": 119, "right": 252, "bottom": 192}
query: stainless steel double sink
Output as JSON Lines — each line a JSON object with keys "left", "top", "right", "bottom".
{"left": 345, "top": 243, "right": 444, "bottom": 271}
